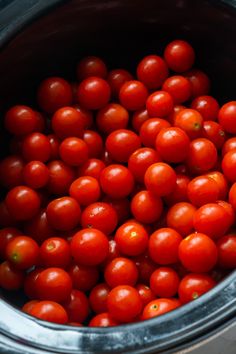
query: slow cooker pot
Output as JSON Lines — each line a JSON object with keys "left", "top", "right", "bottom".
{"left": 0, "top": 0, "right": 236, "bottom": 353}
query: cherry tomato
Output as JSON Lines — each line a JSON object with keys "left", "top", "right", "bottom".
{"left": 6, "top": 236, "right": 39, "bottom": 270}
{"left": 164, "top": 174, "right": 190, "bottom": 206}
{"left": 187, "top": 175, "right": 219, "bottom": 207}
{"left": 89, "top": 283, "right": 110, "bottom": 314}
{"left": 77, "top": 158, "right": 105, "bottom": 180}
{"left": 69, "top": 176, "right": 100, "bottom": 206}
{"left": 135, "top": 284, "right": 155, "bottom": 306}
{"left": 140, "top": 118, "right": 171, "bottom": 148}
{"left": 106, "top": 129, "right": 141, "bottom": 163}
{"left": 218, "top": 101, "right": 236, "bottom": 134}
{"left": 4, "top": 105, "right": 38, "bottom": 136}
{"left": 144, "top": 162, "right": 177, "bottom": 197}
{"left": 166, "top": 202, "right": 196, "bottom": 236}
{"left": 178, "top": 232, "right": 218, "bottom": 272}
{"left": 107, "top": 285, "right": 142, "bottom": 322}
{"left": 83, "top": 130, "right": 103, "bottom": 158}
{"left": 73, "top": 104, "right": 94, "bottom": 129}
{"left": 104, "top": 257, "right": 138, "bottom": 288}
{"left": 0, "top": 155, "right": 24, "bottom": 188}
{"left": 24, "top": 209, "right": 55, "bottom": 244}
{"left": 222, "top": 150, "right": 236, "bottom": 183}
{"left": 137, "top": 55, "right": 169, "bottom": 89}
{"left": 68, "top": 263, "right": 99, "bottom": 291}
{"left": 59, "top": 137, "right": 88, "bottom": 166}
{"left": 134, "top": 253, "right": 157, "bottom": 284}
{"left": 96, "top": 103, "right": 129, "bottom": 134}
{"left": 162, "top": 75, "right": 192, "bottom": 104}
{"left": 179, "top": 273, "right": 216, "bottom": 304}
{"left": 23, "top": 161, "right": 49, "bottom": 189}
{"left": 174, "top": 108, "right": 203, "bottom": 139}
{"left": 77, "top": 76, "right": 111, "bottom": 110}
{"left": 40, "top": 237, "right": 71, "bottom": 268}
{"left": 0, "top": 260, "right": 24, "bottom": 290}
{"left": 107, "top": 69, "right": 133, "bottom": 97}
{"left": 167, "top": 104, "right": 186, "bottom": 125}
{"left": 202, "top": 121, "right": 225, "bottom": 149}
{"left": 24, "top": 268, "right": 43, "bottom": 299}
{"left": 37, "top": 267, "right": 72, "bottom": 302}
{"left": 149, "top": 228, "right": 182, "bottom": 264}
{"left": 191, "top": 95, "right": 219, "bottom": 121}
{"left": 150, "top": 267, "right": 180, "bottom": 297}
{"left": 217, "top": 234, "right": 236, "bottom": 269}
{"left": 206, "top": 171, "right": 228, "bottom": 200}
{"left": 128, "top": 147, "right": 160, "bottom": 183}
{"left": 115, "top": 220, "right": 149, "bottom": 256}
{"left": 22, "top": 300, "right": 39, "bottom": 314}
{"left": 102, "top": 197, "right": 131, "bottom": 225}
{"left": 89, "top": 312, "right": 119, "bottom": 327}
{"left": 46, "top": 197, "right": 81, "bottom": 231}
{"left": 132, "top": 108, "right": 150, "bottom": 132}
{"left": 164, "top": 40, "right": 195, "bottom": 72}
{"left": 131, "top": 190, "right": 163, "bottom": 224}
{"left": 222, "top": 137, "right": 236, "bottom": 156}
{"left": 5, "top": 186, "right": 41, "bottom": 221}
{"left": 142, "top": 298, "right": 180, "bottom": 320}
{"left": 22, "top": 133, "right": 51, "bottom": 162}
{"left": 155, "top": 127, "right": 190, "bottom": 163}
{"left": 47, "top": 134, "right": 60, "bottom": 160}
{"left": 81, "top": 202, "right": 118, "bottom": 235}
{"left": 63, "top": 289, "right": 89, "bottom": 323}
{"left": 37, "top": 77, "right": 72, "bottom": 114}
{"left": 216, "top": 200, "right": 235, "bottom": 226}
{"left": 119, "top": 80, "right": 148, "bottom": 111}
{"left": 71, "top": 228, "right": 109, "bottom": 266}
{"left": 76, "top": 56, "right": 107, "bottom": 80}
{"left": 184, "top": 69, "right": 210, "bottom": 98}
{"left": 47, "top": 160, "right": 75, "bottom": 195}
{"left": 0, "top": 227, "right": 21, "bottom": 260}
{"left": 146, "top": 91, "right": 174, "bottom": 118}
{"left": 100, "top": 164, "right": 134, "bottom": 198}
{"left": 193, "top": 203, "right": 232, "bottom": 239}
{"left": 186, "top": 138, "right": 217, "bottom": 174}
{"left": 29, "top": 300, "right": 68, "bottom": 324}
{"left": 52, "top": 107, "right": 84, "bottom": 139}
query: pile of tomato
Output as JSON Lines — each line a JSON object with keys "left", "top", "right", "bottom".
{"left": 0, "top": 39, "right": 236, "bottom": 327}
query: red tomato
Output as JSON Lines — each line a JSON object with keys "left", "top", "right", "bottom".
{"left": 193, "top": 203, "right": 232, "bottom": 239}
{"left": 216, "top": 200, "right": 235, "bottom": 226}
{"left": 140, "top": 118, "right": 171, "bottom": 148}
{"left": 23, "top": 161, "right": 49, "bottom": 189}
{"left": 107, "top": 285, "right": 142, "bottom": 322}
{"left": 136, "top": 284, "right": 155, "bottom": 306}
{"left": 104, "top": 257, "right": 138, "bottom": 288}
{"left": 222, "top": 150, "right": 236, "bottom": 183}
{"left": 144, "top": 162, "right": 177, "bottom": 197}
{"left": 73, "top": 104, "right": 94, "bottom": 129}
{"left": 40, "top": 237, "right": 71, "bottom": 268}
{"left": 134, "top": 253, "right": 157, "bottom": 284}
{"left": 149, "top": 228, "right": 182, "bottom": 264}
{"left": 132, "top": 108, "right": 150, "bottom": 132}
{"left": 37, "top": 77, "right": 72, "bottom": 114}
{"left": 114, "top": 220, "right": 149, "bottom": 256}
{"left": 68, "top": 263, "right": 99, "bottom": 291}
{"left": 29, "top": 301, "right": 68, "bottom": 324}
{"left": 48, "top": 134, "right": 60, "bottom": 160}
{"left": 187, "top": 175, "right": 220, "bottom": 207}
{"left": 206, "top": 171, "right": 228, "bottom": 200}
{"left": 63, "top": 289, "right": 89, "bottom": 323}
{"left": 146, "top": 91, "right": 174, "bottom": 117}
{"left": 186, "top": 138, "right": 217, "bottom": 174}
{"left": 89, "top": 283, "right": 110, "bottom": 314}
{"left": 119, "top": 80, "right": 148, "bottom": 111}
{"left": 106, "top": 129, "right": 141, "bottom": 163}
{"left": 155, "top": 127, "right": 190, "bottom": 163}
{"left": 71, "top": 228, "right": 109, "bottom": 266}
{"left": 96, "top": 103, "right": 129, "bottom": 134}
{"left": 37, "top": 267, "right": 72, "bottom": 302}
{"left": 217, "top": 234, "right": 236, "bottom": 269}
{"left": 178, "top": 273, "right": 216, "bottom": 304}
{"left": 222, "top": 137, "right": 236, "bottom": 156}
{"left": 164, "top": 40, "right": 195, "bottom": 72}
{"left": 83, "top": 130, "right": 103, "bottom": 158}
{"left": 47, "top": 160, "right": 75, "bottom": 195}
{"left": 167, "top": 104, "right": 186, "bottom": 125}
{"left": 164, "top": 174, "right": 190, "bottom": 206}
{"left": 150, "top": 267, "right": 180, "bottom": 297}
{"left": 4, "top": 105, "right": 38, "bottom": 136}
{"left": 59, "top": 137, "right": 88, "bottom": 166}
{"left": 6, "top": 236, "right": 39, "bottom": 270}
{"left": 102, "top": 197, "right": 131, "bottom": 224}
{"left": 107, "top": 69, "right": 133, "bottom": 97}
{"left": 0, "top": 155, "right": 24, "bottom": 188}
{"left": 46, "top": 197, "right": 81, "bottom": 231}
{"left": 166, "top": 202, "right": 196, "bottom": 236}
{"left": 174, "top": 108, "right": 203, "bottom": 139}
{"left": 22, "top": 133, "right": 51, "bottom": 162}
{"left": 77, "top": 158, "right": 105, "bottom": 180}
{"left": 52, "top": 107, "right": 84, "bottom": 139}
{"left": 69, "top": 176, "right": 100, "bottom": 206}
{"left": 89, "top": 312, "right": 119, "bottom": 327}
{"left": 22, "top": 300, "right": 39, "bottom": 314}
{"left": 142, "top": 298, "right": 180, "bottom": 320}
{"left": 184, "top": 69, "right": 210, "bottom": 98}
{"left": 162, "top": 75, "right": 192, "bottom": 104}
{"left": 76, "top": 56, "right": 107, "bottom": 80}
{"left": 131, "top": 190, "right": 163, "bottom": 224}
{"left": 178, "top": 233, "right": 218, "bottom": 272}
{"left": 81, "top": 202, "right": 118, "bottom": 235}
{"left": 202, "top": 121, "right": 225, "bottom": 149}
{"left": 24, "top": 209, "right": 55, "bottom": 244}
{"left": 5, "top": 186, "right": 41, "bottom": 221}
{"left": 0, "top": 260, "right": 24, "bottom": 290}
{"left": 100, "top": 164, "right": 134, "bottom": 198}
{"left": 218, "top": 101, "right": 236, "bottom": 134}
{"left": 137, "top": 55, "right": 169, "bottom": 89}
{"left": 128, "top": 147, "right": 160, "bottom": 183}
{"left": 24, "top": 268, "right": 43, "bottom": 299}
{"left": 191, "top": 95, "right": 219, "bottom": 121}
{"left": 77, "top": 76, "right": 111, "bottom": 110}
{"left": 0, "top": 227, "right": 21, "bottom": 260}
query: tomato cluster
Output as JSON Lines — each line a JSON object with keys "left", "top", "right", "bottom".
{"left": 1, "top": 40, "right": 236, "bottom": 327}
